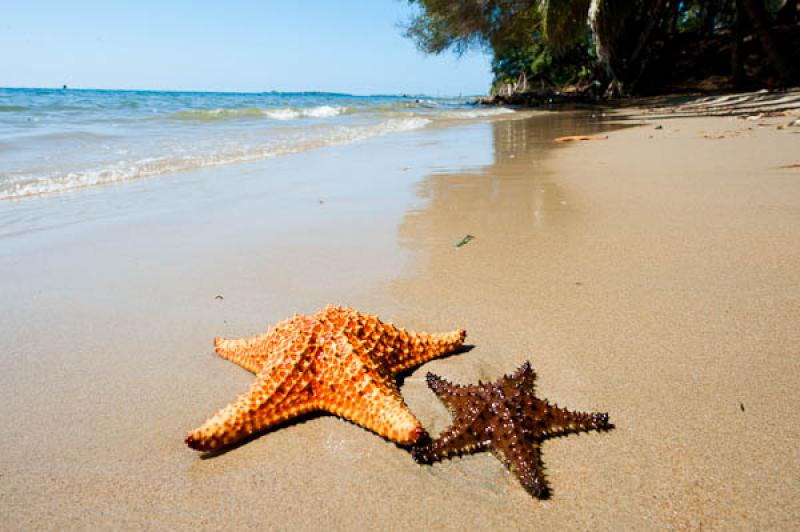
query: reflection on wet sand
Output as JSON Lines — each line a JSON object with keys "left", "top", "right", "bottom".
{"left": 400, "top": 112, "right": 625, "bottom": 252}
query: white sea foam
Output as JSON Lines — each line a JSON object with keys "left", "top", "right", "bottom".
{"left": 303, "top": 105, "right": 346, "bottom": 118}
{"left": 168, "top": 105, "right": 350, "bottom": 121}
{"left": 443, "top": 107, "right": 515, "bottom": 119}
{"left": 261, "top": 105, "right": 348, "bottom": 119}
{"left": 260, "top": 108, "right": 301, "bottom": 120}
{"left": 380, "top": 117, "right": 433, "bottom": 131}
{"left": 0, "top": 117, "right": 432, "bottom": 200}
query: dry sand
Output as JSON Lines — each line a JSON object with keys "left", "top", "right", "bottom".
{"left": 1, "top": 91, "right": 799, "bottom": 530}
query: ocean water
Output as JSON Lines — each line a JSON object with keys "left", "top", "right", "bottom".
{"left": 0, "top": 88, "right": 512, "bottom": 200}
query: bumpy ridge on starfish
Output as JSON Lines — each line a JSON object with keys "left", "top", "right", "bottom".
{"left": 412, "top": 361, "right": 610, "bottom": 498}
{"left": 186, "top": 306, "right": 466, "bottom": 451}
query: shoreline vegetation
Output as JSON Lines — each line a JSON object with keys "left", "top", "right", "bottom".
{"left": 408, "top": 0, "right": 799, "bottom": 106}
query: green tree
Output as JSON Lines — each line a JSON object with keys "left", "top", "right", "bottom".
{"left": 405, "top": 1, "right": 595, "bottom": 93}
{"left": 406, "top": 0, "right": 800, "bottom": 95}
{"left": 405, "top": 0, "right": 673, "bottom": 94}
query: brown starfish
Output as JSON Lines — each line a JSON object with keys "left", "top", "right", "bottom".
{"left": 412, "top": 361, "right": 610, "bottom": 498}
{"left": 186, "top": 306, "right": 466, "bottom": 451}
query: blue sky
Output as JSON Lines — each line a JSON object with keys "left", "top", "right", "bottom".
{"left": 0, "top": 0, "right": 492, "bottom": 95}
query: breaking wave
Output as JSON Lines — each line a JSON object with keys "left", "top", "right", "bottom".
{"left": 167, "top": 105, "right": 351, "bottom": 122}
{"left": 0, "top": 117, "right": 432, "bottom": 200}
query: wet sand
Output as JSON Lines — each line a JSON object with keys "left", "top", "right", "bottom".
{"left": 1, "top": 95, "right": 799, "bottom": 529}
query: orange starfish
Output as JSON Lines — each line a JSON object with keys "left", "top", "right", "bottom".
{"left": 186, "top": 305, "right": 466, "bottom": 451}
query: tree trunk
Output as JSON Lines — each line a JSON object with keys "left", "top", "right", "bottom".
{"left": 591, "top": 0, "right": 670, "bottom": 95}
{"left": 699, "top": 0, "right": 719, "bottom": 35}
{"left": 741, "top": 0, "right": 800, "bottom": 84}
{"left": 731, "top": 0, "right": 747, "bottom": 88}
{"left": 777, "top": 0, "right": 797, "bottom": 25}
{"left": 627, "top": 0, "right": 670, "bottom": 93}
{"left": 668, "top": 0, "right": 680, "bottom": 34}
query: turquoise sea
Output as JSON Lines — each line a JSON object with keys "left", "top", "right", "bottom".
{"left": 0, "top": 88, "right": 512, "bottom": 200}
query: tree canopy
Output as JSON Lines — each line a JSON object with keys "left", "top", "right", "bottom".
{"left": 405, "top": 0, "right": 800, "bottom": 98}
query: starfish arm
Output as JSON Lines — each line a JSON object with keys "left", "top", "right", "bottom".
{"left": 213, "top": 331, "right": 274, "bottom": 373}
{"left": 186, "top": 326, "right": 320, "bottom": 451}
{"left": 412, "top": 377, "right": 488, "bottom": 464}
{"left": 502, "top": 361, "right": 536, "bottom": 394}
{"left": 384, "top": 328, "right": 467, "bottom": 375}
{"left": 214, "top": 315, "right": 318, "bottom": 373}
{"left": 314, "top": 338, "right": 426, "bottom": 445}
{"left": 533, "top": 401, "right": 610, "bottom": 438}
{"left": 491, "top": 438, "right": 549, "bottom": 498}
{"left": 323, "top": 385, "right": 425, "bottom": 445}
{"left": 185, "top": 389, "right": 317, "bottom": 452}
{"left": 323, "top": 306, "right": 465, "bottom": 375}
{"left": 424, "top": 372, "right": 477, "bottom": 412}
{"left": 411, "top": 420, "right": 487, "bottom": 464}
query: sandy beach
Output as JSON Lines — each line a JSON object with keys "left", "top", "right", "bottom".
{"left": 2, "top": 92, "right": 799, "bottom": 529}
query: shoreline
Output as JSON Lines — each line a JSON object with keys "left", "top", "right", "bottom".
{"left": 1, "top": 98, "right": 799, "bottom": 529}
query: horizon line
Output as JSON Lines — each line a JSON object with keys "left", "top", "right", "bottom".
{"left": 0, "top": 85, "right": 481, "bottom": 99}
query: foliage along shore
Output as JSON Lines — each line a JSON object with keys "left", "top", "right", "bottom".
{"left": 406, "top": 1, "right": 800, "bottom": 105}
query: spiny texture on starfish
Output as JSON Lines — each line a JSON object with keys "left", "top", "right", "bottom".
{"left": 412, "top": 361, "right": 610, "bottom": 498}
{"left": 186, "top": 305, "right": 466, "bottom": 451}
